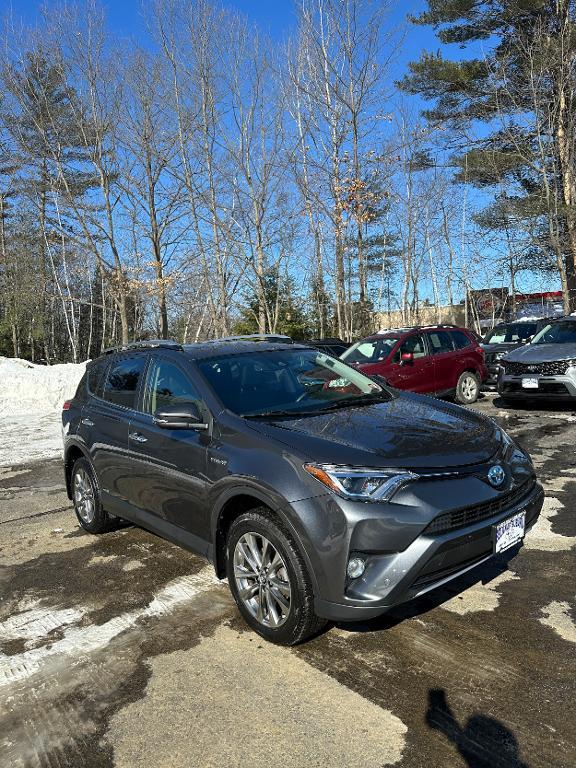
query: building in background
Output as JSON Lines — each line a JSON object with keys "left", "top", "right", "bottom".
{"left": 374, "top": 289, "right": 564, "bottom": 336}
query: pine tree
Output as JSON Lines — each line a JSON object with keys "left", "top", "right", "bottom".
{"left": 400, "top": 0, "right": 576, "bottom": 311}
{"left": 3, "top": 48, "right": 98, "bottom": 359}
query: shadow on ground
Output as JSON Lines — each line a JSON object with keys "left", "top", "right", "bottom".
{"left": 427, "top": 688, "right": 528, "bottom": 767}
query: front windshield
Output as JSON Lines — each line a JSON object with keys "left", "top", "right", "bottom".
{"left": 197, "top": 349, "right": 388, "bottom": 417}
{"left": 484, "top": 323, "right": 536, "bottom": 344}
{"left": 530, "top": 321, "right": 576, "bottom": 345}
{"left": 341, "top": 336, "right": 399, "bottom": 365}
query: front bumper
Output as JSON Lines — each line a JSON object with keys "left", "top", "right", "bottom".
{"left": 498, "top": 373, "right": 576, "bottom": 400}
{"left": 299, "top": 479, "right": 544, "bottom": 622}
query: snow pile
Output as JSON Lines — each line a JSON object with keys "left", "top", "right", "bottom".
{"left": 0, "top": 357, "right": 87, "bottom": 467}
{"left": 0, "top": 357, "right": 87, "bottom": 415}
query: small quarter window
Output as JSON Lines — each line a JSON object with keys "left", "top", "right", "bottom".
{"left": 87, "top": 360, "right": 108, "bottom": 397}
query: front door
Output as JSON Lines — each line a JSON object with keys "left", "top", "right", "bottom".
{"left": 387, "top": 333, "right": 435, "bottom": 393}
{"left": 126, "top": 355, "right": 212, "bottom": 549}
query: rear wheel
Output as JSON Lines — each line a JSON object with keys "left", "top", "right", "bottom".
{"left": 455, "top": 371, "right": 480, "bottom": 404}
{"left": 71, "top": 457, "right": 118, "bottom": 534}
{"left": 226, "top": 507, "right": 326, "bottom": 645}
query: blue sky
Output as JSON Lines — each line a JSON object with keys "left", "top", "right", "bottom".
{"left": 2, "top": 0, "right": 557, "bottom": 297}
{"left": 4, "top": 0, "right": 440, "bottom": 73}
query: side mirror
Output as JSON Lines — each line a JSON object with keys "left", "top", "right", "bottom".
{"left": 400, "top": 352, "right": 414, "bottom": 365}
{"left": 154, "top": 403, "right": 209, "bottom": 431}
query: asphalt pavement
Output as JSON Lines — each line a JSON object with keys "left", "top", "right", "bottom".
{"left": 0, "top": 394, "right": 575, "bottom": 768}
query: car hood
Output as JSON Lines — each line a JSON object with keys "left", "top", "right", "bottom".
{"left": 482, "top": 342, "right": 524, "bottom": 354}
{"left": 246, "top": 392, "right": 500, "bottom": 469}
{"left": 504, "top": 343, "right": 576, "bottom": 363}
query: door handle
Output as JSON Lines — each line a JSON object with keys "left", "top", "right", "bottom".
{"left": 81, "top": 418, "right": 94, "bottom": 427}
{"left": 129, "top": 432, "right": 148, "bottom": 443}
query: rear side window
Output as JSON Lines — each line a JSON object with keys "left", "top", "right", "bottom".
{"left": 87, "top": 359, "right": 108, "bottom": 397}
{"left": 103, "top": 357, "right": 146, "bottom": 409}
{"left": 428, "top": 331, "right": 454, "bottom": 355}
{"left": 451, "top": 330, "right": 473, "bottom": 350}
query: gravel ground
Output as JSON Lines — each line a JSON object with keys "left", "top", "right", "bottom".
{"left": 0, "top": 394, "right": 574, "bottom": 768}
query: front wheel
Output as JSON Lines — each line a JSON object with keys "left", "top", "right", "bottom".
{"left": 455, "top": 371, "right": 480, "bottom": 404}
{"left": 226, "top": 508, "right": 326, "bottom": 645}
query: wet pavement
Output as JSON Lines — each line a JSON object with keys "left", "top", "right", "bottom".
{"left": 0, "top": 394, "right": 575, "bottom": 767}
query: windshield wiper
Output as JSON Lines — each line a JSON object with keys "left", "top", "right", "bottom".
{"left": 295, "top": 392, "right": 392, "bottom": 415}
{"left": 242, "top": 392, "right": 391, "bottom": 420}
{"left": 242, "top": 409, "right": 320, "bottom": 419}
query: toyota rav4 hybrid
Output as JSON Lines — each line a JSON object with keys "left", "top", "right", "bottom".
{"left": 341, "top": 325, "right": 487, "bottom": 404}
{"left": 62, "top": 339, "right": 543, "bottom": 645}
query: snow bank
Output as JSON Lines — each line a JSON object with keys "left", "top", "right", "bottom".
{"left": 0, "top": 357, "right": 87, "bottom": 466}
{"left": 0, "top": 357, "right": 87, "bottom": 416}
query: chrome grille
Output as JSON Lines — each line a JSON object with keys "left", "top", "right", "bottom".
{"left": 424, "top": 480, "right": 536, "bottom": 535}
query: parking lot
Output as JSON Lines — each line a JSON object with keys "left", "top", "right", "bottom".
{"left": 1, "top": 394, "right": 575, "bottom": 768}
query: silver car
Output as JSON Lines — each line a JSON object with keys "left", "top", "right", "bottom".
{"left": 498, "top": 317, "right": 576, "bottom": 402}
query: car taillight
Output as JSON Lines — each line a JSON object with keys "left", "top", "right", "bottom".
{"left": 63, "top": 401, "right": 71, "bottom": 411}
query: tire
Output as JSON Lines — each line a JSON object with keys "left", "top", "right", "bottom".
{"left": 71, "top": 457, "right": 118, "bottom": 534}
{"left": 226, "top": 507, "right": 327, "bottom": 645}
{"left": 455, "top": 371, "right": 480, "bottom": 404}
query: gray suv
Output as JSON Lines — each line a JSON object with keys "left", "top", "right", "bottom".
{"left": 62, "top": 340, "right": 543, "bottom": 644}
{"left": 498, "top": 317, "right": 576, "bottom": 403}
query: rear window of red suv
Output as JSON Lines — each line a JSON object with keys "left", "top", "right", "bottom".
{"left": 342, "top": 336, "right": 400, "bottom": 364}
{"left": 428, "top": 331, "right": 454, "bottom": 354}
{"left": 450, "top": 330, "right": 473, "bottom": 349}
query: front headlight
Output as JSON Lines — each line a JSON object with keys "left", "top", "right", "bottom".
{"left": 303, "top": 463, "right": 419, "bottom": 501}
{"left": 495, "top": 352, "right": 506, "bottom": 361}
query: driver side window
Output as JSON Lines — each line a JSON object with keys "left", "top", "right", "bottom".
{"left": 145, "top": 359, "right": 203, "bottom": 415}
{"left": 394, "top": 334, "right": 427, "bottom": 363}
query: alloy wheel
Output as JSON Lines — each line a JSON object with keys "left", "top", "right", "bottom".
{"left": 233, "top": 532, "right": 292, "bottom": 628}
{"left": 73, "top": 467, "right": 95, "bottom": 524}
{"left": 461, "top": 375, "right": 478, "bottom": 402}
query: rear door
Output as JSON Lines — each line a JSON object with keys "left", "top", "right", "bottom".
{"left": 450, "top": 329, "right": 485, "bottom": 380}
{"left": 79, "top": 354, "right": 147, "bottom": 506}
{"left": 426, "top": 330, "right": 457, "bottom": 392}
{"left": 125, "top": 354, "right": 212, "bottom": 549}
{"left": 386, "top": 333, "right": 435, "bottom": 393}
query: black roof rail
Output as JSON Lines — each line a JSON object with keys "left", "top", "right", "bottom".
{"left": 103, "top": 339, "right": 183, "bottom": 355}
{"left": 203, "top": 334, "right": 294, "bottom": 344}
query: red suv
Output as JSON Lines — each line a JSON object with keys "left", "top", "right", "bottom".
{"left": 341, "top": 325, "right": 487, "bottom": 404}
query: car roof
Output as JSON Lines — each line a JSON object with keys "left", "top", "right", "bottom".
{"left": 366, "top": 325, "right": 469, "bottom": 341}
{"left": 90, "top": 339, "right": 314, "bottom": 365}
{"left": 181, "top": 341, "right": 311, "bottom": 360}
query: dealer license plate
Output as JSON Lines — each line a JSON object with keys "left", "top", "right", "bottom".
{"left": 522, "top": 377, "right": 539, "bottom": 389}
{"left": 493, "top": 511, "right": 526, "bottom": 554}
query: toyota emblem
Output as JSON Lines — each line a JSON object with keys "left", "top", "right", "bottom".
{"left": 488, "top": 465, "right": 506, "bottom": 487}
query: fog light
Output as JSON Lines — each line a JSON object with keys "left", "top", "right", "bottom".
{"left": 347, "top": 557, "right": 366, "bottom": 579}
